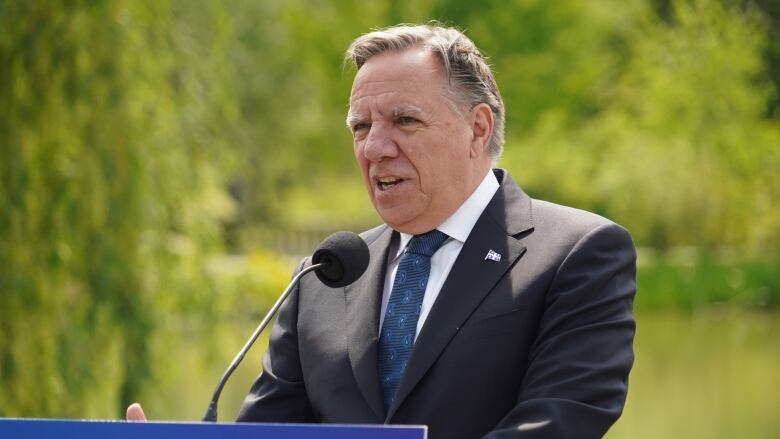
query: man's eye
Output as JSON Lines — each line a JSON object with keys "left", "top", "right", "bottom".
{"left": 352, "top": 123, "right": 370, "bottom": 133}
{"left": 397, "top": 116, "right": 419, "bottom": 125}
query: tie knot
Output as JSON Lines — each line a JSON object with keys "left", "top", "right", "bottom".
{"left": 406, "top": 230, "right": 449, "bottom": 257}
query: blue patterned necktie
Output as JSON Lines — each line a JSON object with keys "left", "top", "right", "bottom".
{"left": 378, "top": 229, "right": 449, "bottom": 413}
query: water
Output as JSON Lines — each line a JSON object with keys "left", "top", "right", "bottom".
{"left": 608, "top": 310, "right": 780, "bottom": 438}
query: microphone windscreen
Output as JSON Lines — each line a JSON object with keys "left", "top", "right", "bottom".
{"left": 311, "top": 231, "right": 370, "bottom": 288}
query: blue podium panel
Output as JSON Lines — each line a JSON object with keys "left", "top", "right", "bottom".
{"left": 0, "top": 418, "right": 427, "bottom": 439}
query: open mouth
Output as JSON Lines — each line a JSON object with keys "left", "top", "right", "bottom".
{"left": 376, "top": 176, "right": 404, "bottom": 191}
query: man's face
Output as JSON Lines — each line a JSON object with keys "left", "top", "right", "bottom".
{"left": 348, "top": 48, "right": 491, "bottom": 234}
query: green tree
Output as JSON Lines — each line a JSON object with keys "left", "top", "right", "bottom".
{"left": 0, "top": 0, "right": 236, "bottom": 417}
{"left": 501, "top": 0, "right": 780, "bottom": 254}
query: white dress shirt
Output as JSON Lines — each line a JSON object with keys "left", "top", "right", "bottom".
{"left": 379, "top": 170, "right": 500, "bottom": 336}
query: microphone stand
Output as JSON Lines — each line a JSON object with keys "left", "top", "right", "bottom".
{"left": 202, "top": 262, "right": 325, "bottom": 422}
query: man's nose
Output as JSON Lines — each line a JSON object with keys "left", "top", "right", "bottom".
{"left": 362, "top": 124, "right": 398, "bottom": 162}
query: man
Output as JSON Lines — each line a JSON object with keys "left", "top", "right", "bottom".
{"left": 128, "top": 24, "right": 636, "bottom": 438}
{"left": 235, "top": 24, "right": 636, "bottom": 438}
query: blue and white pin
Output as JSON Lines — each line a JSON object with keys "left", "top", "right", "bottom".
{"left": 485, "top": 249, "right": 502, "bottom": 262}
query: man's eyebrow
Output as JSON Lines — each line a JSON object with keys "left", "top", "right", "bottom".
{"left": 346, "top": 112, "right": 366, "bottom": 128}
{"left": 346, "top": 105, "right": 425, "bottom": 128}
{"left": 391, "top": 105, "right": 424, "bottom": 117}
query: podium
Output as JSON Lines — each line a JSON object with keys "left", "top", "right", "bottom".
{"left": 0, "top": 418, "right": 427, "bottom": 438}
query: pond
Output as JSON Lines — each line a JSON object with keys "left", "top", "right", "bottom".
{"left": 608, "top": 310, "right": 780, "bottom": 438}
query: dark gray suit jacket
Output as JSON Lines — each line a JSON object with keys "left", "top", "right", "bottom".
{"left": 237, "top": 169, "right": 636, "bottom": 438}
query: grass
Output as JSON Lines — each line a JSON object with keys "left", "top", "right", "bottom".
{"left": 635, "top": 253, "right": 778, "bottom": 310}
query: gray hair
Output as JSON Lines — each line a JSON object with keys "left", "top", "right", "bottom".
{"left": 346, "top": 24, "right": 506, "bottom": 161}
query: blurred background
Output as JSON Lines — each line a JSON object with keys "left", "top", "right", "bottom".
{"left": 1, "top": 0, "right": 779, "bottom": 437}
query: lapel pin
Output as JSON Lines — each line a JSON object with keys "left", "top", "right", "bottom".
{"left": 485, "top": 250, "right": 502, "bottom": 262}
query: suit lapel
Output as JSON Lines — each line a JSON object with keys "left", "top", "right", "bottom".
{"left": 386, "top": 170, "right": 533, "bottom": 419}
{"left": 344, "top": 226, "right": 394, "bottom": 421}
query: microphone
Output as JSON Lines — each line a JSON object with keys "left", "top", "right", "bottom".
{"left": 312, "top": 231, "right": 370, "bottom": 287}
{"left": 202, "top": 231, "right": 369, "bottom": 422}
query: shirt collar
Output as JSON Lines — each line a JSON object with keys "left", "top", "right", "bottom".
{"left": 392, "top": 170, "right": 500, "bottom": 260}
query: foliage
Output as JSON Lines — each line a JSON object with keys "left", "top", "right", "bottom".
{"left": 636, "top": 253, "right": 779, "bottom": 310}
{"left": 503, "top": 0, "right": 780, "bottom": 254}
{"left": 0, "top": 0, "right": 238, "bottom": 417}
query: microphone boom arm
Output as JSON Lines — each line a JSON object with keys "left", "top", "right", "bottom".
{"left": 202, "top": 262, "right": 325, "bottom": 422}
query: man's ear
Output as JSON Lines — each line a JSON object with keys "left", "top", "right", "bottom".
{"left": 469, "top": 103, "right": 494, "bottom": 158}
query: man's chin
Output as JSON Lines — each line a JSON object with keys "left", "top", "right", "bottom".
{"left": 372, "top": 197, "right": 445, "bottom": 234}
{"left": 376, "top": 208, "right": 413, "bottom": 232}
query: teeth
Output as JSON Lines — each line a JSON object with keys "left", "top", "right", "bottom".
{"left": 377, "top": 177, "right": 401, "bottom": 191}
